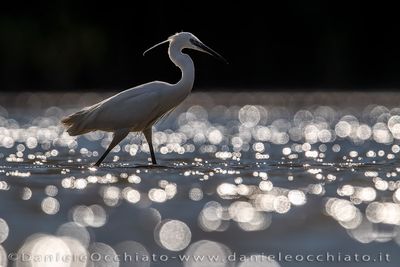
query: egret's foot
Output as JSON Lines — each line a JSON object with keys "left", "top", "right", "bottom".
{"left": 130, "top": 163, "right": 171, "bottom": 169}
{"left": 88, "top": 166, "right": 98, "bottom": 171}
{"left": 93, "top": 161, "right": 101, "bottom": 167}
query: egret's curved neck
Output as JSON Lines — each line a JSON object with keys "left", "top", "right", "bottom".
{"left": 168, "top": 41, "right": 195, "bottom": 92}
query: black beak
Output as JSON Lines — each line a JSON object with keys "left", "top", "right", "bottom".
{"left": 190, "top": 39, "right": 228, "bottom": 64}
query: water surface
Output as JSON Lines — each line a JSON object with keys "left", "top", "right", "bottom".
{"left": 1, "top": 91, "right": 400, "bottom": 267}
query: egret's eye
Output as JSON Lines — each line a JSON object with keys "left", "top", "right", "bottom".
{"left": 189, "top": 38, "right": 200, "bottom": 47}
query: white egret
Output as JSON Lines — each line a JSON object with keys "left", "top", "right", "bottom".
{"left": 62, "top": 32, "right": 226, "bottom": 166}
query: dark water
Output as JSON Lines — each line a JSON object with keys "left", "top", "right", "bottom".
{"left": 1, "top": 91, "right": 400, "bottom": 267}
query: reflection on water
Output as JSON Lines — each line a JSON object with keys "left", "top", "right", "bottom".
{"left": 1, "top": 91, "right": 400, "bottom": 266}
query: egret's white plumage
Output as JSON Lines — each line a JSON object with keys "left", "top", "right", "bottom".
{"left": 62, "top": 32, "right": 226, "bottom": 166}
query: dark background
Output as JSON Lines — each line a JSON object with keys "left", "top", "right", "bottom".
{"left": 1, "top": 1, "right": 399, "bottom": 91}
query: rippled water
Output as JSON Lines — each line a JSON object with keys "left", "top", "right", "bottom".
{"left": 1, "top": 91, "right": 400, "bottom": 266}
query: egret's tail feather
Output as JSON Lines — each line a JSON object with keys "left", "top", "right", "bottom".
{"left": 61, "top": 109, "right": 94, "bottom": 136}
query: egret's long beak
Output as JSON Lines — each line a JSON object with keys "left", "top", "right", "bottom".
{"left": 190, "top": 39, "right": 228, "bottom": 64}
{"left": 143, "top": 40, "right": 169, "bottom": 56}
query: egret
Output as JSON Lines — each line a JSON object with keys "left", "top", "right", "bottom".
{"left": 62, "top": 32, "right": 226, "bottom": 166}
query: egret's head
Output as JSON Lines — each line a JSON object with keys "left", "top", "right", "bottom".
{"left": 168, "top": 32, "right": 195, "bottom": 48}
{"left": 144, "top": 32, "right": 228, "bottom": 63}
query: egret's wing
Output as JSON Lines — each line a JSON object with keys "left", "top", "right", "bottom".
{"left": 83, "top": 82, "right": 170, "bottom": 131}
{"left": 154, "top": 104, "right": 179, "bottom": 124}
{"left": 89, "top": 94, "right": 158, "bottom": 130}
{"left": 62, "top": 81, "right": 177, "bottom": 134}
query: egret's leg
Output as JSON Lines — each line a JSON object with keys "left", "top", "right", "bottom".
{"left": 94, "top": 130, "right": 129, "bottom": 167}
{"left": 143, "top": 127, "right": 157, "bottom": 165}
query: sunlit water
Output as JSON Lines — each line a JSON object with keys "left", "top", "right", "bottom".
{"left": 1, "top": 91, "right": 400, "bottom": 266}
